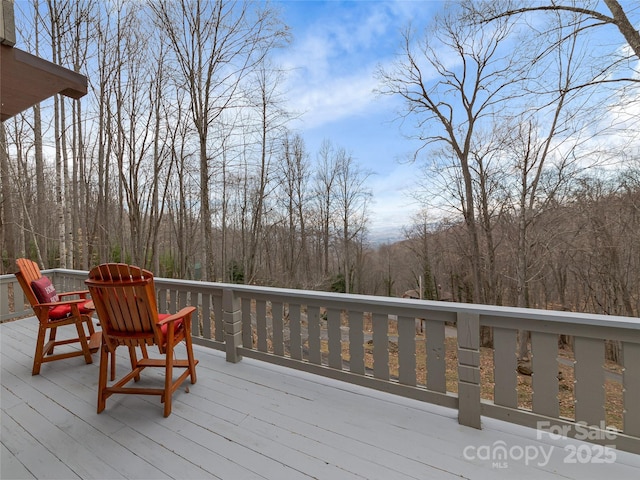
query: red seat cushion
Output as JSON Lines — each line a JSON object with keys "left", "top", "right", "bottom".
{"left": 48, "top": 304, "right": 72, "bottom": 320}
{"left": 47, "top": 301, "right": 93, "bottom": 320}
{"left": 158, "top": 313, "right": 183, "bottom": 337}
{"left": 31, "top": 277, "right": 93, "bottom": 320}
{"left": 31, "top": 276, "right": 60, "bottom": 303}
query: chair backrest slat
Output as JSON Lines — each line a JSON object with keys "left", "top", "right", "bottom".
{"left": 15, "top": 258, "right": 43, "bottom": 308}
{"left": 86, "top": 263, "right": 160, "bottom": 347}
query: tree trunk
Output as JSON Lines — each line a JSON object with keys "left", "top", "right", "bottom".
{"left": 603, "top": 0, "right": 640, "bottom": 59}
{"left": 0, "top": 124, "right": 17, "bottom": 272}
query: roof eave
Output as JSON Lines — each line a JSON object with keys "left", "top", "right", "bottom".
{"left": 0, "top": 44, "right": 88, "bottom": 122}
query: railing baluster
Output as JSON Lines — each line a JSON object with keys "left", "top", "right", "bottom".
{"left": 574, "top": 336, "right": 605, "bottom": 426}
{"left": 531, "top": 331, "right": 559, "bottom": 418}
{"left": 493, "top": 327, "right": 518, "bottom": 408}
{"left": 308, "top": 306, "right": 321, "bottom": 365}
{"left": 241, "top": 297, "right": 252, "bottom": 349}
{"left": 372, "top": 313, "right": 389, "bottom": 381}
{"left": 426, "top": 320, "right": 446, "bottom": 393}
{"left": 348, "top": 310, "right": 364, "bottom": 375}
{"left": 213, "top": 293, "right": 224, "bottom": 342}
{"left": 16, "top": 280, "right": 26, "bottom": 314}
{"left": 272, "top": 301, "right": 284, "bottom": 356}
{"left": 327, "top": 307, "right": 342, "bottom": 369}
{"left": 256, "top": 300, "right": 267, "bottom": 352}
{"left": 623, "top": 341, "right": 640, "bottom": 436}
{"left": 157, "top": 287, "right": 168, "bottom": 312}
{"left": 199, "top": 292, "right": 210, "bottom": 338}
{"left": 289, "top": 304, "right": 302, "bottom": 360}
{"left": 178, "top": 290, "right": 187, "bottom": 310}
{"left": 169, "top": 289, "right": 177, "bottom": 312}
{"left": 398, "top": 315, "right": 416, "bottom": 386}
{"left": 0, "top": 281, "right": 9, "bottom": 320}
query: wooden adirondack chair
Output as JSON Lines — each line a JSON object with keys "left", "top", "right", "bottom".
{"left": 85, "top": 263, "right": 198, "bottom": 417}
{"left": 15, "top": 258, "right": 100, "bottom": 375}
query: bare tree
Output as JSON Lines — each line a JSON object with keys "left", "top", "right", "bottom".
{"left": 68, "top": 0, "right": 95, "bottom": 269}
{"left": 27, "top": 0, "right": 46, "bottom": 258}
{"left": 403, "top": 209, "right": 438, "bottom": 300}
{"left": 481, "top": 0, "right": 640, "bottom": 62}
{"left": 494, "top": 6, "right": 604, "bottom": 361}
{"left": 0, "top": 123, "right": 17, "bottom": 272}
{"left": 314, "top": 140, "right": 340, "bottom": 277}
{"left": 100, "top": 3, "right": 158, "bottom": 268}
{"left": 334, "top": 149, "right": 371, "bottom": 294}
{"left": 88, "top": 4, "right": 122, "bottom": 264}
{"left": 150, "top": 0, "right": 288, "bottom": 281}
{"left": 278, "top": 132, "right": 310, "bottom": 285}
{"left": 165, "top": 88, "right": 200, "bottom": 278}
{"left": 245, "top": 61, "right": 290, "bottom": 283}
{"left": 44, "top": 0, "right": 68, "bottom": 266}
{"left": 2, "top": 114, "right": 49, "bottom": 268}
{"left": 377, "top": 6, "right": 525, "bottom": 302}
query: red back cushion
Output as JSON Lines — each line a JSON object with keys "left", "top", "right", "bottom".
{"left": 30, "top": 277, "right": 92, "bottom": 321}
{"left": 31, "top": 277, "right": 60, "bottom": 303}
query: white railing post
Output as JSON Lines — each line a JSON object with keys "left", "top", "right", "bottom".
{"left": 457, "top": 311, "right": 481, "bottom": 429}
{"left": 223, "top": 288, "right": 243, "bottom": 363}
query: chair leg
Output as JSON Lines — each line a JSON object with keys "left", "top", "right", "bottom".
{"left": 75, "top": 319, "right": 93, "bottom": 365}
{"left": 185, "top": 333, "right": 197, "bottom": 384}
{"left": 47, "top": 326, "right": 57, "bottom": 355}
{"left": 164, "top": 343, "right": 174, "bottom": 417}
{"left": 32, "top": 323, "right": 47, "bottom": 375}
{"left": 126, "top": 345, "right": 141, "bottom": 381}
{"left": 84, "top": 314, "right": 96, "bottom": 336}
{"left": 110, "top": 349, "right": 116, "bottom": 381}
{"left": 97, "top": 344, "right": 109, "bottom": 414}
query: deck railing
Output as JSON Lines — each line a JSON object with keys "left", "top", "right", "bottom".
{"left": 2, "top": 269, "right": 639, "bottom": 454}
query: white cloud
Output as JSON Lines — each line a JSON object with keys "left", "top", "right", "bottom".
{"left": 277, "top": 1, "right": 428, "bottom": 131}
{"left": 273, "top": 1, "right": 443, "bottom": 240}
{"left": 288, "top": 72, "right": 382, "bottom": 129}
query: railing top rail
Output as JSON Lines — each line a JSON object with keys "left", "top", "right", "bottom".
{"left": 0, "top": 269, "right": 54, "bottom": 282}
{"left": 40, "top": 268, "right": 640, "bottom": 331}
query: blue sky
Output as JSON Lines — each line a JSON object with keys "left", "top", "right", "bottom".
{"left": 273, "top": 0, "right": 443, "bottom": 241}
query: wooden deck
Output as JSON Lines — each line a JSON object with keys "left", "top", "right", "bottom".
{"left": 2, "top": 318, "right": 640, "bottom": 479}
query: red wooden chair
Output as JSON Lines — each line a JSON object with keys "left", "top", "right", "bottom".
{"left": 85, "top": 263, "right": 198, "bottom": 417}
{"left": 14, "top": 258, "right": 100, "bottom": 375}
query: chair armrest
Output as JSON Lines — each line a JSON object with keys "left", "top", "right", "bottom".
{"left": 57, "top": 290, "right": 90, "bottom": 298}
{"left": 37, "top": 298, "right": 87, "bottom": 308}
{"left": 156, "top": 306, "right": 197, "bottom": 326}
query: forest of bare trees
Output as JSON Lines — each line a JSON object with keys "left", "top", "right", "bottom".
{"left": 1, "top": 0, "right": 638, "bottom": 319}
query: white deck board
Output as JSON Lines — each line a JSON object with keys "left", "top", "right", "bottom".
{"left": 2, "top": 317, "right": 640, "bottom": 479}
